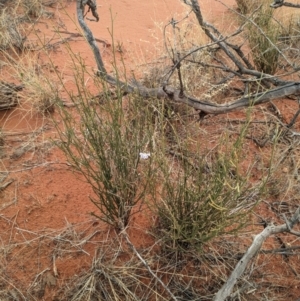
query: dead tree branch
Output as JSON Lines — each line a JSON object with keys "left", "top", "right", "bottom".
{"left": 213, "top": 207, "right": 300, "bottom": 301}
{"left": 76, "top": 0, "right": 300, "bottom": 115}
{"left": 271, "top": 0, "right": 300, "bottom": 9}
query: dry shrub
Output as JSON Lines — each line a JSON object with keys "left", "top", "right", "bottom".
{"left": 235, "top": 0, "right": 261, "bottom": 15}
{"left": 247, "top": 2, "right": 281, "bottom": 75}
{"left": 21, "top": 0, "right": 44, "bottom": 18}
{"left": 4, "top": 50, "right": 59, "bottom": 114}
{"left": 20, "top": 0, "right": 55, "bottom": 19}
{"left": 0, "top": 6, "right": 24, "bottom": 50}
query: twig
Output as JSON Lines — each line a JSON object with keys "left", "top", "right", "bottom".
{"left": 29, "top": 268, "right": 51, "bottom": 290}
{"left": 1, "top": 161, "right": 71, "bottom": 173}
{"left": 0, "top": 179, "right": 14, "bottom": 191}
{"left": 52, "top": 255, "right": 58, "bottom": 277}
{"left": 121, "top": 230, "right": 178, "bottom": 301}
{"left": 260, "top": 245, "right": 300, "bottom": 254}
{"left": 54, "top": 30, "right": 111, "bottom": 46}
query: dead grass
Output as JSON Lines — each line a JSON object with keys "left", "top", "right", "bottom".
{"left": 0, "top": 211, "right": 298, "bottom": 301}
{"left": 235, "top": 0, "right": 260, "bottom": 15}
{"left": 0, "top": 5, "right": 24, "bottom": 50}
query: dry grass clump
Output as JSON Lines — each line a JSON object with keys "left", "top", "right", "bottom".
{"left": 5, "top": 51, "right": 59, "bottom": 114}
{"left": 141, "top": 12, "right": 234, "bottom": 107}
{"left": 0, "top": 6, "right": 24, "bottom": 50}
{"left": 20, "top": 0, "right": 55, "bottom": 19}
{"left": 21, "top": 0, "right": 45, "bottom": 18}
{"left": 247, "top": 2, "right": 281, "bottom": 75}
{"left": 58, "top": 246, "right": 154, "bottom": 301}
{"left": 0, "top": 0, "right": 56, "bottom": 51}
{"left": 236, "top": 0, "right": 300, "bottom": 75}
{"left": 24, "top": 76, "right": 57, "bottom": 114}
{"left": 235, "top": 0, "right": 260, "bottom": 15}
{"left": 275, "top": 11, "right": 300, "bottom": 68}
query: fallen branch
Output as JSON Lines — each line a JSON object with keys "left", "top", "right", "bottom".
{"left": 271, "top": 0, "right": 300, "bottom": 9}
{"left": 213, "top": 207, "right": 300, "bottom": 301}
{"left": 76, "top": 0, "right": 300, "bottom": 115}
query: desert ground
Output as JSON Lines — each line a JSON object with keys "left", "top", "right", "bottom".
{"left": 0, "top": 0, "right": 300, "bottom": 300}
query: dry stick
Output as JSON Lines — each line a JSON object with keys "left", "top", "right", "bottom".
{"left": 271, "top": 0, "right": 300, "bottom": 9}
{"left": 54, "top": 30, "right": 111, "bottom": 46}
{"left": 0, "top": 179, "right": 14, "bottom": 191}
{"left": 76, "top": 0, "right": 300, "bottom": 114}
{"left": 76, "top": 0, "right": 134, "bottom": 91}
{"left": 120, "top": 230, "right": 178, "bottom": 301}
{"left": 213, "top": 207, "right": 300, "bottom": 301}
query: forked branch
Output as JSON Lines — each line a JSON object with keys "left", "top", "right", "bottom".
{"left": 76, "top": 0, "right": 300, "bottom": 115}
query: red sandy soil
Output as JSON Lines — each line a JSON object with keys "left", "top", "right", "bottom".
{"left": 0, "top": 0, "right": 300, "bottom": 300}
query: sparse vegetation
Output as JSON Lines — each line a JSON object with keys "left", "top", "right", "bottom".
{"left": 243, "top": 0, "right": 281, "bottom": 74}
{"left": 0, "top": 0, "right": 299, "bottom": 301}
{"left": 0, "top": 5, "right": 24, "bottom": 50}
{"left": 236, "top": 0, "right": 260, "bottom": 15}
{"left": 152, "top": 123, "right": 264, "bottom": 254}
{"left": 54, "top": 65, "right": 156, "bottom": 229}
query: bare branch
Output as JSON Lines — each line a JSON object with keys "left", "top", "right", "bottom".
{"left": 76, "top": 0, "right": 300, "bottom": 115}
{"left": 76, "top": 0, "right": 135, "bottom": 91}
{"left": 213, "top": 207, "right": 300, "bottom": 301}
{"left": 271, "top": 0, "right": 300, "bottom": 9}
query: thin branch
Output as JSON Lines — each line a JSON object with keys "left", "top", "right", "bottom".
{"left": 76, "top": 0, "right": 134, "bottom": 91}
{"left": 271, "top": 0, "right": 300, "bottom": 9}
{"left": 121, "top": 230, "right": 178, "bottom": 301}
{"left": 213, "top": 207, "right": 300, "bottom": 301}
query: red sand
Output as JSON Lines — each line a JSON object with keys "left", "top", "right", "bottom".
{"left": 0, "top": 1, "right": 299, "bottom": 300}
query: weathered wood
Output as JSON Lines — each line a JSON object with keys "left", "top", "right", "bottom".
{"left": 76, "top": 0, "right": 300, "bottom": 115}
{"left": 213, "top": 207, "right": 300, "bottom": 301}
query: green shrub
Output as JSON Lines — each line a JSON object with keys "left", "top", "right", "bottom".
{"left": 153, "top": 127, "right": 263, "bottom": 253}
{"left": 55, "top": 76, "right": 155, "bottom": 229}
{"left": 248, "top": 4, "right": 280, "bottom": 75}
